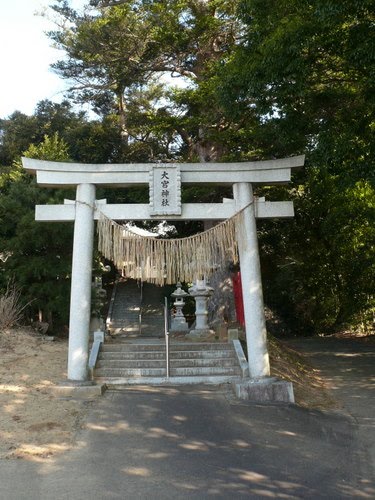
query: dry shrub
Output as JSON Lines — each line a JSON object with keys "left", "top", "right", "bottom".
{"left": 0, "top": 282, "right": 26, "bottom": 330}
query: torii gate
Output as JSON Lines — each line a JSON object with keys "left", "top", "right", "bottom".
{"left": 22, "top": 155, "right": 304, "bottom": 383}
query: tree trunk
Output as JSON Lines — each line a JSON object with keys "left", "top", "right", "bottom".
{"left": 117, "top": 92, "right": 129, "bottom": 148}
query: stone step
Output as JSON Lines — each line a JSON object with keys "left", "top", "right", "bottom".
{"left": 108, "top": 327, "right": 140, "bottom": 334}
{"left": 98, "top": 352, "right": 166, "bottom": 361}
{"left": 140, "top": 319, "right": 164, "bottom": 325}
{"left": 171, "top": 366, "right": 241, "bottom": 377}
{"left": 99, "top": 350, "right": 235, "bottom": 360}
{"left": 95, "top": 367, "right": 167, "bottom": 377}
{"left": 111, "top": 305, "right": 138, "bottom": 309}
{"left": 112, "top": 304, "right": 140, "bottom": 310}
{"left": 96, "top": 358, "right": 236, "bottom": 369}
{"left": 100, "top": 343, "right": 233, "bottom": 352}
{"left": 109, "top": 320, "right": 139, "bottom": 325}
{"left": 96, "top": 375, "right": 240, "bottom": 386}
{"left": 114, "top": 301, "right": 140, "bottom": 306}
{"left": 111, "top": 310, "right": 140, "bottom": 316}
{"left": 95, "top": 366, "right": 240, "bottom": 378}
{"left": 97, "top": 360, "right": 166, "bottom": 369}
{"left": 109, "top": 320, "right": 140, "bottom": 327}
{"left": 139, "top": 325, "right": 164, "bottom": 331}
{"left": 112, "top": 304, "right": 140, "bottom": 309}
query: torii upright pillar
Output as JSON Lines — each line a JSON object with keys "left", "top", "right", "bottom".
{"left": 67, "top": 183, "right": 96, "bottom": 381}
{"left": 233, "top": 182, "right": 270, "bottom": 378}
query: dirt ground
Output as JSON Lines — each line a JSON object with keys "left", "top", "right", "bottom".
{"left": 0, "top": 327, "right": 91, "bottom": 461}
{"left": 268, "top": 335, "right": 340, "bottom": 411}
{"left": 0, "top": 327, "right": 341, "bottom": 462}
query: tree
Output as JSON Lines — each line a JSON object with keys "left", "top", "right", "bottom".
{"left": 0, "top": 134, "right": 75, "bottom": 329}
{"left": 0, "top": 111, "right": 38, "bottom": 167}
{"left": 1, "top": 100, "right": 86, "bottom": 165}
{"left": 0, "top": 101, "right": 138, "bottom": 328}
{"left": 220, "top": 0, "right": 375, "bottom": 331}
{"left": 48, "top": 0, "right": 254, "bottom": 161}
{"left": 0, "top": 99, "right": 129, "bottom": 165}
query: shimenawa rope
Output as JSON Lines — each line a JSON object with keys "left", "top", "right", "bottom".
{"left": 96, "top": 201, "right": 253, "bottom": 285}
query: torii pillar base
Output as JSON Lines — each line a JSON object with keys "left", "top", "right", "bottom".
{"left": 233, "top": 377, "right": 295, "bottom": 403}
{"left": 51, "top": 380, "right": 107, "bottom": 399}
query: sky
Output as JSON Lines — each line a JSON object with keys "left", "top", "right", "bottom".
{"left": 0, "top": 0, "right": 87, "bottom": 119}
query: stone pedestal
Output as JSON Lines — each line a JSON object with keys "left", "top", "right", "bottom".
{"left": 187, "top": 279, "right": 215, "bottom": 339}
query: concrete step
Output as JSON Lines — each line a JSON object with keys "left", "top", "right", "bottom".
{"left": 94, "top": 329, "right": 243, "bottom": 383}
{"left": 99, "top": 351, "right": 166, "bottom": 360}
{"left": 100, "top": 343, "right": 233, "bottom": 352}
{"left": 112, "top": 303, "right": 139, "bottom": 309}
{"left": 174, "top": 366, "right": 240, "bottom": 376}
{"left": 95, "top": 367, "right": 167, "bottom": 377}
{"left": 109, "top": 320, "right": 140, "bottom": 326}
{"left": 109, "top": 327, "right": 140, "bottom": 334}
{"left": 140, "top": 320, "right": 164, "bottom": 326}
{"left": 96, "top": 375, "right": 240, "bottom": 386}
{"left": 99, "top": 350, "right": 234, "bottom": 360}
{"left": 97, "top": 358, "right": 237, "bottom": 369}
{"left": 139, "top": 325, "right": 164, "bottom": 332}
{"left": 109, "top": 323, "right": 139, "bottom": 330}
{"left": 95, "top": 366, "right": 240, "bottom": 378}
{"left": 141, "top": 307, "right": 164, "bottom": 313}
{"left": 109, "top": 320, "right": 140, "bottom": 327}
{"left": 97, "top": 359, "right": 166, "bottom": 369}
{"left": 112, "top": 304, "right": 140, "bottom": 310}
{"left": 111, "top": 310, "right": 140, "bottom": 315}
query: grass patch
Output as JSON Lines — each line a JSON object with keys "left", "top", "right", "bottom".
{"left": 268, "top": 335, "right": 339, "bottom": 410}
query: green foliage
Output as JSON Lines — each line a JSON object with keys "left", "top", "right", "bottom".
{"left": 23, "top": 132, "right": 70, "bottom": 162}
{"left": 1, "top": 0, "right": 373, "bottom": 335}
{"left": 260, "top": 175, "right": 374, "bottom": 332}
{"left": 0, "top": 100, "right": 87, "bottom": 165}
{"left": 223, "top": 0, "right": 375, "bottom": 332}
{"left": 0, "top": 134, "right": 74, "bottom": 329}
{"left": 48, "top": 0, "right": 248, "bottom": 161}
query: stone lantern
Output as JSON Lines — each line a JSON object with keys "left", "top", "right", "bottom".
{"left": 170, "top": 282, "right": 189, "bottom": 332}
{"left": 187, "top": 278, "right": 215, "bottom": 339}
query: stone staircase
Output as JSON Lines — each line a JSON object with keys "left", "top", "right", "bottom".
{"left": 107, "top": 279, "right": 141, "bottom": 335}
{"left": 100, "top": 279, "right": 247, "bottom": 385}
{"left": 139, "top": 282, "right": 165, "bottom": 337}
{"left": 107, "top": 280, "right": 165, "bottom": 337}
{"left": 94, "top": 341, "right": 244, "bottom": 386}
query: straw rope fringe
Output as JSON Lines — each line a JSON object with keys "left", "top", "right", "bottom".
{"left": 97, "top": 202, "right": 253, "bottom": 286}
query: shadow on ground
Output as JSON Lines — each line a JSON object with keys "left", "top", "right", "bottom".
{"left": 1, "top": 381, "right": 374, "bottom": 499}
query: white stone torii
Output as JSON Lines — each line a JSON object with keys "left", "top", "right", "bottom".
{"left": 22, "top": 155, "right": 304, "bottom": 383}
